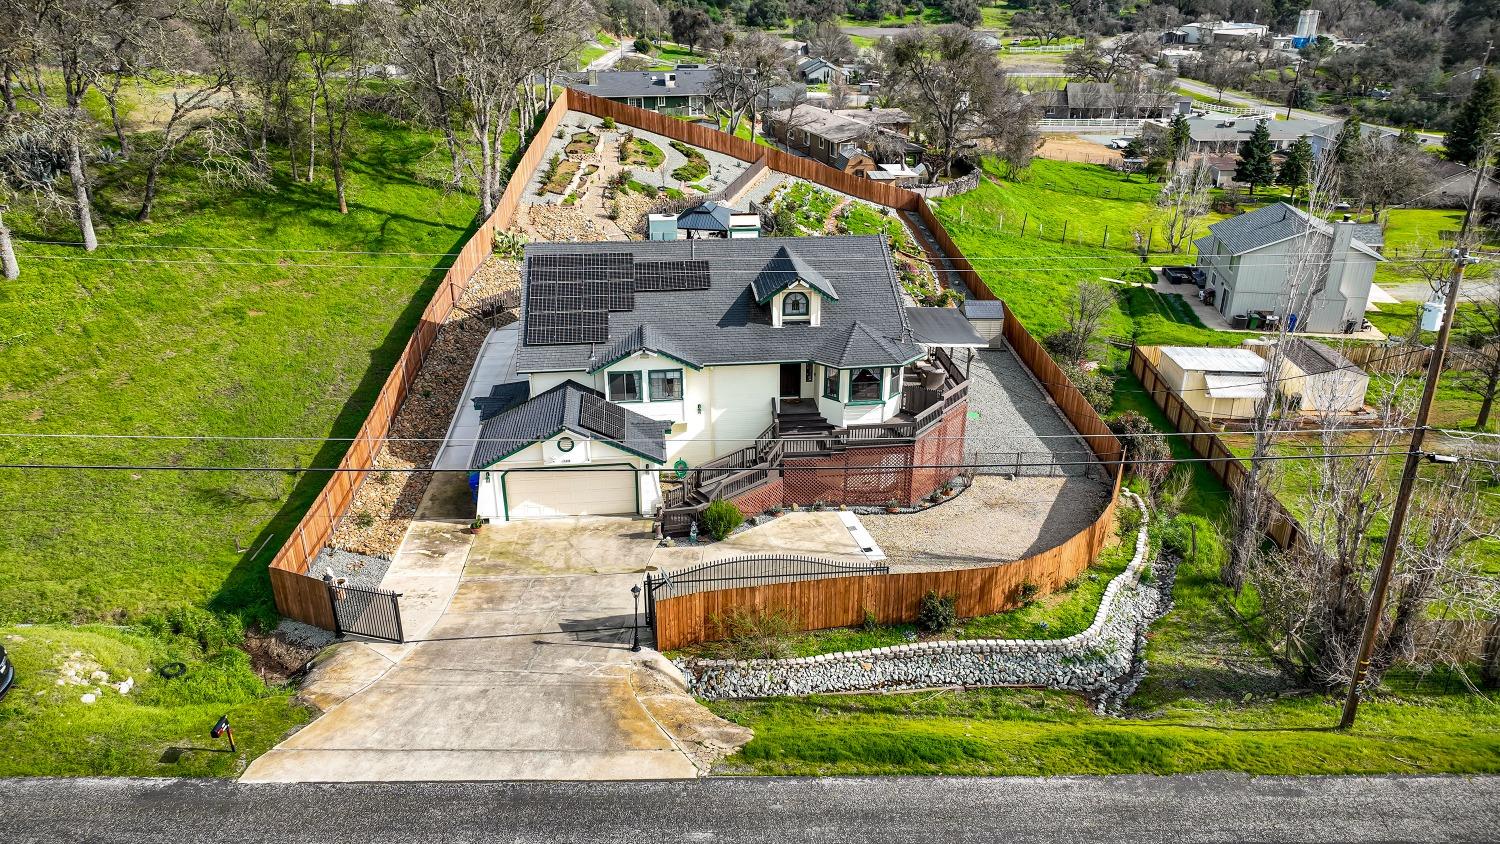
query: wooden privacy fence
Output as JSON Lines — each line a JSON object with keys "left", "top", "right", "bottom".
{"left": 266, "top": 93, "right": 575, "bottom": 627}
{"left": 1127, "top": 345, "right": 1306, "bottom": 552}
{"left": 652, "top": 478, "right": 1120, "bottom": 651}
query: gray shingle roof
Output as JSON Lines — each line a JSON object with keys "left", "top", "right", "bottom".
{"left": 470, "top": 381, "right": 668, "bottom": 469}
{"left": 750, "top": 245, "right": 840, "bottom": 303}
{"left": 561, "top": 68, "right": 715, "bottom": 99}
{"left": 473, "top": 382, "right": 530, "bottom": 421}
{"left": 815, "top": 321, "right": 922, "bottom": 368}
{"left": 514, "top": 236, "right": 919, "bottom": 374}
{"left": 1202, "top": 203, "right": 1384, "bottom": 260}
{"left": 677, "top": 201, "right": 733, "bottom": 232}
{"left": 588, "top": 325, "right": 702, "bottom": 373}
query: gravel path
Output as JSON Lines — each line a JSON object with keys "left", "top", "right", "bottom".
{"left": 963, "top": 344, "right": 1101, "bottom": 479}
{"left": 310, "top": 548, "right": 394, "bottom": 592}
{"left": 861, "top": 475, "right": 1111, "bottom": 570}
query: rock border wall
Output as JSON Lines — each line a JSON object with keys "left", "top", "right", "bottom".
{"left": 678, "top": 490, "right": 1165, "bottom": 701}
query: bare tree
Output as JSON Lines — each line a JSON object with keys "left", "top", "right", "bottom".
{"left": 1045, "top": 280, "right": 1115, "bottom": 363}
{"left": 1347, "top": 134, "right": 1433, "bottom": 222}
{"left": 135, "top": 0, "right": 246, "bottom": 222}
{"left": 9, "top": 0, "right": 146, "bottom": 251}
{"left": 709, "top": 30, "right": 792, "bottom": 142}
{"left": 243, "top": 0, "right": 299, "bottom": 176}
{"left": 0, "top": 110, "right": 72, "bottom": 279}
{"left": 296, "top": 0, "right": 379, "bottom": 214}
{"left": 880, "top": 26, "right": 1038, "bottom": 180}
{"left": 1158, "top": 158, "right": 1212, "bottom": 254}
{"left": 1451, "top": 271, "right": 1500, "bottom": 429}
{"left": 384, "top": 1, "right": 468, "bottom": 191}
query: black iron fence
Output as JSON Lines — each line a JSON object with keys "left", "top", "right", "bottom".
{"left": 643, "top": 554, "right": 888, "bottom": 627}
{"left": 327, "top": 582, "right": 405, "bottom": 643}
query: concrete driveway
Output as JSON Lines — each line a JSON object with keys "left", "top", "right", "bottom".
{"left": 467, "top": 516, "right": 659, "bottom": 576}
{"left": 244, "top": 515, "right": 748, "bottom": 783}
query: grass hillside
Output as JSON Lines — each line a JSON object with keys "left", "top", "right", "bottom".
{"left": 0, "top": 114, "right": 493, "bottom": 775}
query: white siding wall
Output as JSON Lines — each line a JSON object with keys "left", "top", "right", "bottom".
{"left": 1200, "top": 232, "right": 1378, "bottom": 334}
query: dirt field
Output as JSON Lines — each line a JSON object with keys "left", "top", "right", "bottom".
{"left": 1036, "top": 135, "right": 1122, "bottom": 165}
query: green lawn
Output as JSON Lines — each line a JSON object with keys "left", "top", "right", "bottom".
{"left": 0, "top": 622, "right": 311, "bottom": 777}
{"left": 0, "top": 113, "right": 492, "bottom": 775}
{"left": 935, "top": 158, "right": 1224, "bottom": 340}
{"left": 651, "top": 43, "right": 707, "bottom": 66}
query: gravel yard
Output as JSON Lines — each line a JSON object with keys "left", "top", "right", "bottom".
{"left": 963, "top": 344, "right": 1102, "bottom": 478}
{"left": 860, "top": 475, "right": 1111, "bottom": 570}
{"left": 326, "top": 258, "right": 521, "bottom": 558}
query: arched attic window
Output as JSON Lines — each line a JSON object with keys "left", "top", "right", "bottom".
{"left": 782, "top": 292, "right": 810, "bottom": 318}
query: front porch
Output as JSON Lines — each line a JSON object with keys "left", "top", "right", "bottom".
{"left": 657, "top": 348, "right": 971, "bottom": 535}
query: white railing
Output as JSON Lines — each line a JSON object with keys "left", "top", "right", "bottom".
{"left": 1036, "top": 118, "right": 1145, "bottom": 133}
{"left": 1005, "top": 44, "right": 1081, "bottom": 53}
{"left": 1194, "top": 101, "right": 1273, "bottom": 118}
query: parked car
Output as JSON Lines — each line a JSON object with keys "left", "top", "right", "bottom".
{"left": 0, "top": 644, "right": 13, "bottom": 700}
{"left": 1162, "top": 266, "right": 1195, "bottom": 285}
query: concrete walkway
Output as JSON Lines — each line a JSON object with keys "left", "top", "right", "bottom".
{"left": 1147, "top": 275, "right": 1387, "bottom": 341}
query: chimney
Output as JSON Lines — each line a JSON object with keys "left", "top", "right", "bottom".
{"left": 666, "top": 72, "right": 677, "bottom": 88}
{"left": 1332, "top": 217, "right": 1356, "bottom": 258}
{"left": 587, "top": 70, "right": 597, "bottom": 86}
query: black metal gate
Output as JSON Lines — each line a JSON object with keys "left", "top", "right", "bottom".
{"left": 327, "top": 583, "right": 405, "bottom": 643}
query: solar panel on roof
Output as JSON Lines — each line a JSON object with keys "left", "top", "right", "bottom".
{"left": 524, "top": 252, "right": 636, "bottom": 345}
{"left": 525, "top": 310, "right": 608, "bottom": 345}
{"left": 578, "top": 393, "right": 628, "bottom": 440}
{"left": 635, "top": 260, "right": 711, "bottom": 291}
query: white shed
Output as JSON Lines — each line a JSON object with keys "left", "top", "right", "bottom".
{"left": 1156, "top": 346, "right": 1268, "bottom": 420}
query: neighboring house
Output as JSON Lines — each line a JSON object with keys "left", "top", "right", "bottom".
{"left": 1040, "top": 82, "right": 1191, "bottom": 119}
{"left": 648, "top": 200, "right": 761, "bottom": 240}
{"left": 1156, "top": 346, "right": 1268, "bottom": 420}
{"left": 563, "top": 68, "right": 713, "bottom": 115}
{"left": 1165, "top": 21, "right": 1269, "bottom": 45}
{"left": 1255, "top": 337, "right": 1369, "bottom": 412}
{"left": 468, "top": 236, "right": 983, "bottom": 525}
{"left": 1192, "top": 153, "right": 1240, "bottom": 187}
{"left": 765, "top": 106, "right": 921, "bottom": 175}
{"left": 1195, "top": 203, "right": 1385, "bottom": 335}
{"left": 797, "top": 57, "right": 848, "bottom": 84}
{"left": 1144, "top": 114, "right": 1330, "bottom": 154}
{"left": 1422, "top": 159, "right": 1500, "bottom": 208}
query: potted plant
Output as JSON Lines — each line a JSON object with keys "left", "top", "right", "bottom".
{"left": 812, "top": 499, "right": 827, "bottom": 511}
{"left": 469, "top": 517, "right": 486, "bottom": 535}
{"left": 884, "top": 499, "right": 901, "bottom": 514}
{"left": 942, "top": 484, "right": 957, "bottom": 497}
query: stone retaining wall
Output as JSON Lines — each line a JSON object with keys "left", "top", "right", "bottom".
{"left": 678, "top": 489, "right": 1163, "bottom": 700}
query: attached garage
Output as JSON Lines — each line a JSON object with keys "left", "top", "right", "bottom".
{"left": 503, "top": 466, "right": 638, "bottom": 519}
{"left": 467, "top": 381, "right": 668, "bottom": 524}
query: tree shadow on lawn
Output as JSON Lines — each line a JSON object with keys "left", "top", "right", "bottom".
{"left": 208, "top": 214, "right": 481, "bottom": 620}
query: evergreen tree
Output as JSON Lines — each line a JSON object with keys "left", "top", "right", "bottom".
{"left": 1446, "top": 71, "right": 1500, "bottom": 166}
{"left": 1332, "top": 117, "right": 1362, "bottom": 169}
{"left": 1278, "top": 136, "right": 1313, "bottom": 200}
{"left": 1234, "top": 119, "right": 1277, "bottom": 196}
{"left": 1167, "top": 112, "right": 1191, "bottom": 164}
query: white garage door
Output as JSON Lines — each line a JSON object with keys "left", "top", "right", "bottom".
{"left": 505, "top": 466, "right": 636, "bottom": 520}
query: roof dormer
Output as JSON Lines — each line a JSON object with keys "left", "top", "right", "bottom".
{"left": 750, "top": 246, "right": 838, "bottom": 327}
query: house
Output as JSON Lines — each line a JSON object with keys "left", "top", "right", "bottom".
{"left": 1252, "top": 337, "right": 1369, "bottom": 412}
{"left": 1195, "top": 203, "right": 1385, "bottom": 335}
{"left": 1144, "top": 114, "right": 1333, "bottom": 154}
{"left": 562, "top": 68, "right": 714, "bottom": 115}
{"left": 1165, "top": 21, "right": 1269, "bottom": 46}
{"left": 468, "top": 236, "right": 984, "bottom": 525}
{"left": 1193, "top": 153, "right": 1240, "bottom": 187}
{"left": 1040, "top": 82, "right": 1192, "bottom": 119}
{"left": 1156, "top": 346, "right": 1268, "bottom": 419}
{"left": 648, "top": 200, "right": 761, "bottom": 240}
{"left": 796, "top": 57, "right": 848, "bottom": 84}
{"left": 764, "top": 106, "right": 921, "bottom": 174}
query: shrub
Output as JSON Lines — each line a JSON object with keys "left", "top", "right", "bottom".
{"left": 601, "top": 116, "right": 615, "bottom": 129}
{"left": 861, "top": 608, "right": 879, "bottom": 631}
{"left": 709, "top": 606, "right": 798, "bottom": 660}
{"left": 633, "top": 37, "right": 653, "bottom": 55}
{"left": 917, "top": 591, "right": 957, "bottom": 633}
{"left": 700, "top": 499, "right": 744, "bottom": 541}
{"left": 1117, "top": 502, "right": 1143, "bottom": 539}
{"left": 1109, "top": 410, "right": 1172, "bottom": 487}
{"left": 1061, "top": 362, "right": 1115, "bottom": 415}
{"left": 1017, "top": 579, "right": 1040, "bottom": 606}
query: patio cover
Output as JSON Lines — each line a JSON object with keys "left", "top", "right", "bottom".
{"left": 1203, "top": 373, "right": 1266, "bottom": 400}
{"left": 904, "top": 307, "right": 988, "bottom": 347}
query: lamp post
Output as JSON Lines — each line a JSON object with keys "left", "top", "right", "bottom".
{"left": 630, "top": 585, "right": 642, "bottom": 652}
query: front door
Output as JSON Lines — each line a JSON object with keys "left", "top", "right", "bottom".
{"left": 779, "top": 363, "right": 802, "bottom": 398}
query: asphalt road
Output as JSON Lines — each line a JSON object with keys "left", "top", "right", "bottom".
{"left": 1172, "top": 78, "right": 1446, "bottom": 145}
{"left": 4, "top": 774, "right": 1499, "bottom": 843}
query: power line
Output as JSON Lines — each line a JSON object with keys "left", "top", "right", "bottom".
{"left": 13, "top": 239, "right": 468, "bottom": 257}
{"left": 0, "top": 450, "right": 1426, "bottom": 474}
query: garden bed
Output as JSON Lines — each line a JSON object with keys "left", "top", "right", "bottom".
{"left": 620, "top": 135, "right": 664, "bottom": 168}
{"left": 669, "top": 140, "right": 709, "bottom": 183}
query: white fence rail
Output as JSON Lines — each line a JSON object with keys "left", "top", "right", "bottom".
{"left": 1005, "top": 44, "right": 1081, "bottom": 53}
{"left": 1036, "top": 118, "right": 1145, "bottom": 134}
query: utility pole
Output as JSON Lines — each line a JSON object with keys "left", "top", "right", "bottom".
{"left": 1337, "top": 140, "right": 1490, "bottom": 730}
{"left": 1286, "top": 60, "right": 1302, "bottom": 120}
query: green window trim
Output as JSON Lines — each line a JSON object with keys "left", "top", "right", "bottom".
{"left": 822, "top": 366, "right": 840, "bottom": 400}
{"left": 847, "top": 367, "right": 885, "bottom": 405}
{"left": 648, "top": 368, "right": 684, "bottom": 402}
{"left": 607, "top": 370, "right": 644, "bottom": 403}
